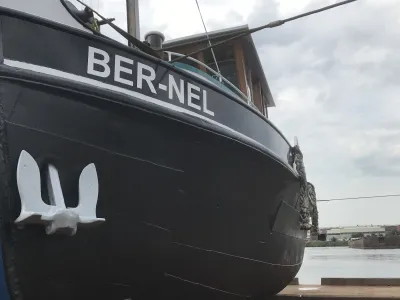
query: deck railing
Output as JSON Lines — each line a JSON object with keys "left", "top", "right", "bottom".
{"left": 164, "top": 51, "right": 258, "bottom": 111}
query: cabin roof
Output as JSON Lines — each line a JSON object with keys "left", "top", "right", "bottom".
{"left": 162, "top": 25, "right": 275, "bottom": 107}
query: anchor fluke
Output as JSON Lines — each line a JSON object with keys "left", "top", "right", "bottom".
{"left": 15, "top": 150, "right": 105, "bottom": 235}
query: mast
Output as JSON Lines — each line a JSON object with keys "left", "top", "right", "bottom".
{"left": 126, "top": 0, "right": 140, "bottom": 41}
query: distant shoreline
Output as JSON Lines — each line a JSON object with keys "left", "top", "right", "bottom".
{"left": 306, "top": 240, "right": 348, "bottom": 247}
{"left": 348, "top": 235, "right": 400, "bottom": 249}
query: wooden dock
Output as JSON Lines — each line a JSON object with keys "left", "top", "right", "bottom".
{"left": 275, "top": 278, "right": 400, "bottom": 299}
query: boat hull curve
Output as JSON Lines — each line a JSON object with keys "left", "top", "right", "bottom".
{"left": 0, "top": 7, "right": 307, "bottom": 300}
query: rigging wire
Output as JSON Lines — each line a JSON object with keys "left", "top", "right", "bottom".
{"left": 317, "top": 193, "right": 400, "bottom": 202}
{"left": 171, "top": 0, "right": 358, "bottom": 63}
{"left": 194, "top": 0, "right": 221, "bottom": 78}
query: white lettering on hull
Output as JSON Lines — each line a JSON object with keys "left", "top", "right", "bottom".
{"left": 87, "top": 47, "right": 110, "bottom": 78}
{"left": 87, "top": 46, "right": 215, "bottom": 116}
{"left": 114, "top": 55, "right": 134, "bottom": 86}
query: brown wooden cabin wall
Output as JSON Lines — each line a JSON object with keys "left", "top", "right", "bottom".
{"left": 233, "top": 41, "right": 247, "bottom": 96}
{"left": 246, "top": 68, "right": 253, "bottom": 103}
{"left": 252, "top": 80, "right": 265, "bottom": 115}
{"left": 196, "top": 51, "right": 206, "bottom": 72}
{"left": 263, "top": 92, "right": 269, "bottom": 118}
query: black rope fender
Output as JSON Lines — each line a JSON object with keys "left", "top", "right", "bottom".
{"left": 292, "top": 143, "right": 319, "bottom": 236}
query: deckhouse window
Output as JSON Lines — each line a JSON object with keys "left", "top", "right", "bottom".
{"left": 203, "top": 46, "right": 239, "bottom": 90}
{"left": 160, "top": 26, "right": 273, "bottom": 117}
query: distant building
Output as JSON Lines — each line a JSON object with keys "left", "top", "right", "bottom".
{"left": 384, "top": 225, "right": 400, "bottom": 233}
{"left": 307, "top": 225, "right": 400, "bottom": 241}
{"left": 321, "top": 225, "right": 387, "bottom": 241}
{"left": 307, "top": 228, "right": 327, "bottom": 241}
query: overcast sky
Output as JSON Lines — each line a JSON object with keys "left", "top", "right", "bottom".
{"left": 91, "top": 0, "right": 400, "bottom": 228}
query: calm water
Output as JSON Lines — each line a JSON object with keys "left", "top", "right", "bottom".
{"left": 296, "top": 246, "right": 400, "bottom": 284}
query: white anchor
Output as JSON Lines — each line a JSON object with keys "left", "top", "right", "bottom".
{"left": 15, "top": 150, "right": 105, "bottom": 236}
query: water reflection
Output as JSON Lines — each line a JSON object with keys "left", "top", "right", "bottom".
{"left": 297, "top": 247, "right": 400, "bottom": 284}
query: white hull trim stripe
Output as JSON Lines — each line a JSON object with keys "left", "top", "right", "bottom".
{"left": 3, "top": 59, "right": 274, "bottom": 155}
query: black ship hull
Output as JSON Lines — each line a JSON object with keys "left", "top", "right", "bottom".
{"left": 0, "top": 7, "right": 306, "bottom": 300}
